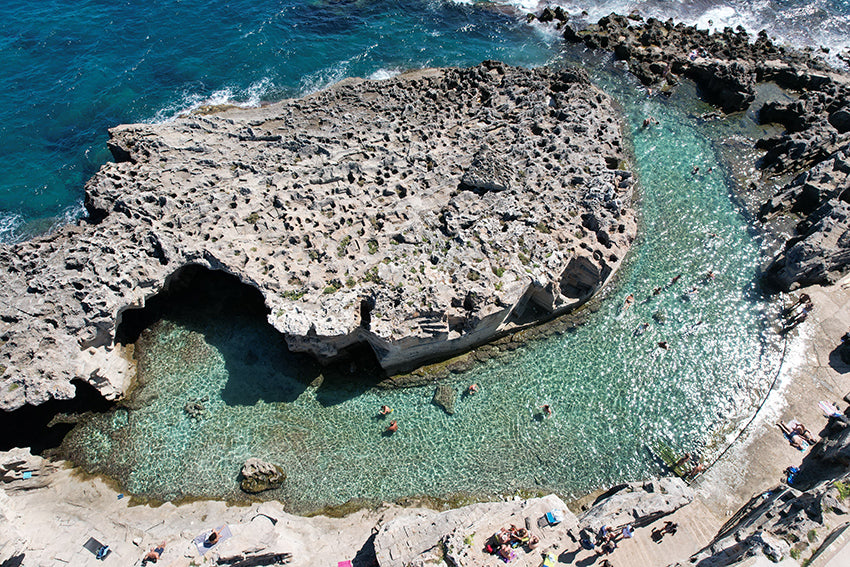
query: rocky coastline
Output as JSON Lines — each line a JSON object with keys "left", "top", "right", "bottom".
{"left": 2, "top": 9, "right": 850, "bottom": 567}
{"left": 539, "top": 11, "right": 850, "bottom": 291}
{"left": 0, "top": 61, "right": 635, "bottom": 411}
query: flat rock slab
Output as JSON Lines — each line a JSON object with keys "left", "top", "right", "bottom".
{"left": 373, "top": 494, "right": 578, "bottom": 567}
{"left": 0, "top": 61, "right": 635, "bottom": 410}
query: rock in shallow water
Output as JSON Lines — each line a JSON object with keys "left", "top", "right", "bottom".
{"left": 240, "top": 457, "right": 286, "bottom": 494}
{"left": 432, "top": 384, "right": 456, "bottom": 415}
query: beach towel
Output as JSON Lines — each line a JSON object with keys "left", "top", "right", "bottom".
{"left": 820, "top": 401, "right": 841, "bottom": 417}
{"left": 338, "top": 562, "right": 353, "bottom": 567}
{"left": 83, "top": 537, "right": 110, "bottom": 560}
{"left": 542, "top": 554, "right": 556, "bottom": 567}
{"left": 194, "top": 524, "right": 233, "bottom": 555}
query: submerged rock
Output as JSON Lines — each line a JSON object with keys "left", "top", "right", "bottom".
{"left": 432, "top": 384, "right": 456, "bottom": 415}
{"left": 240, "top": 458, "right": 286, "bottom": 494}
{"left": 0, "top": 62, "right": 636, "bottom": 410}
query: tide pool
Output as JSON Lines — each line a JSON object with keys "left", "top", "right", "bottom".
{"left": 61, "top": 54, "right": 785, "bottom": 513}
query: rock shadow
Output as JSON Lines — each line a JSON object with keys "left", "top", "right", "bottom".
{"left": 0, "top": 378, "right": 113, "bottom": 454}
{"left": 828, "top": 343, "right": 850, "bottom": 374}
{"left": 116, "top": 264, "right": 386, "bottom": 408}
{"left": 311, "top": 343, "right": 386, "bottom": 407}
{"left": 117, "top": 264, "right": 315, "bottom": 406}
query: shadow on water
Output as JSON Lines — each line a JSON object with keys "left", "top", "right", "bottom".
{"left": 0, "top": 378, "right": 113, "bottom": 454}
{"left": 115, "top": 264, "right": 385, "bottom": 407}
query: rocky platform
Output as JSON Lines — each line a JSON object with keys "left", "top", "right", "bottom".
{"left": 0, "top": 61, "right": 635, "bottom": 410}
{"left": 539, "top": 10, "right": 850, "bottom": 291}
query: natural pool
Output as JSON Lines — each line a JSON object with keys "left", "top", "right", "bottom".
{"left": 61, "top": 58, "right": 786, "bottom": 514}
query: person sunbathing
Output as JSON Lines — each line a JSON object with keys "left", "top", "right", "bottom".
{"left": 792, "top": 422, "right": 817, "bottom": 444}
{"left": 141, "top": 542, "right": 166, "bottom": 565}
{"left": 778, "top": 421, "right": 809, "bottom": 451}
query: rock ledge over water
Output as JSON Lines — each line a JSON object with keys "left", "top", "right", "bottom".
{"left": 0, "top": 61, "right": 635, "bottom": 410}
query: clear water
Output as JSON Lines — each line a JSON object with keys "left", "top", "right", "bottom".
{"left": 7, "top": 0, "right": 826, "bottom": 512}
{"left": 61, "top": 52, "right": 785, "bottom": 512}
{"left": 2, "top": 0, "right": 849, "bottom": 242}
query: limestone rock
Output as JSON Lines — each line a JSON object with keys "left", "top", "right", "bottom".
{"left": 0, "top": 62, "right": 636, "bottom": 410}
{"left": 432, "top": 384, "right": 456, "bottom": 415}
{"left": 373, "top": 494, "right": 577, "bottom": 567}
{"left": 240, "top": 458, "right": 286, "bottom": 494}
{"left": 578, "top": 477, "right": 694, "bottom": 532}
{"left": 766, "top": 199, "right": 850, "bottom": 290}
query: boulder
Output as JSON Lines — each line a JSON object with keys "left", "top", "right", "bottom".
{"left": 578, "top": 477, "right": 694, "bottom": 532}
{"left": 433, "top": 384, "right": 456, "bottom": 415}
{"left": 766, "top": 199, "right": 850, "bottom": 290}
{"left": 240, "top": 458, "right": 286, "bottom": 494}
{"left": 829, "top": 107, "right": 850, "bottom": 133}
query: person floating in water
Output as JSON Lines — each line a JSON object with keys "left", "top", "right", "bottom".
{"left": 692, "top": 165, "right": 700, "bottom": 175}
{"left": 669, "top": 274, "right": 682, "bottom": 287}
{"left": 386, "top": 420, "right": 398, "bottom": 434}
{"left": 623, "top": 293, "right": 635, "bottom": 311}
{"left": 467, "top": 383, "right": 478, "bottom": 395}
{"left": 380, "top": 405, "right": 393, "bottom": 416}
{"left": 658, "top": 341, "right": 668, "bottom": 350}
{"left": 541, "top": 404, "right": 552, "bottom": 417}
{"left": 634, "top": 322, "right": 649, "bottom": 336}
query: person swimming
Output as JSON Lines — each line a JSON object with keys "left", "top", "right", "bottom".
{"left": 380, "top": 405, "right": 393, "bottom": 416}
{"left": 386, "top": 420, "right": 398, "bottom": 434}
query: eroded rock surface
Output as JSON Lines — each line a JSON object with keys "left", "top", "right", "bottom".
{"left": 0, "top": 62, "right": 635, "bottom": 410}
{"left": 240, "top": 458, "right": 286, "bottom": 494}
{"left": 578, "top": 477, "right": 694, "bottom": 533}
{"left": 548, "top": 10, "right": 850, "bottom": 290}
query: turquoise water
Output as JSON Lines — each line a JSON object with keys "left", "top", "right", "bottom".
{"left": 9, "top": 0, "right": 837, "bottom": 512}
{"left": 61, "top": 55, "right": 784, "bottom": 512}
{"left": 2, "top": 0, "right": 849, "bottom": 242}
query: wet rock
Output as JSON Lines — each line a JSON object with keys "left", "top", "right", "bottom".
{"left": 240, "top": 458, "right": 286, "bottom": 494}
{"left": 433, "top": 384, "right": 456, "bottom": 415}
{"left": 765, "top": 199, "right": 850, "bottom": 290}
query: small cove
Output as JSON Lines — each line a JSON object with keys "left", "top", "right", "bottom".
{"left": 60, "top": 52, "right": 789, "bottom": 514}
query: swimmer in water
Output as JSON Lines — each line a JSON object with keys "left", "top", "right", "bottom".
{"left": 386, "top": 420, "right": 398, "bottom": 433}
{"left": 380, "top": 405, "right": 393, "bottom": 416}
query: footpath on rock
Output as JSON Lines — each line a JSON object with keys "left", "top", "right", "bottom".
{"left": 0, "top": 61, "right": 635, "bottom": 411}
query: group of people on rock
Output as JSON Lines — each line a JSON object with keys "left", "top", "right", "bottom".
{"left": 579, "top": 523, "right": 633, "bottom": 557}
{"left": 485, "top": 524, "right": 540, "bottom": 562}
{"left": 777, "top": 420, "right": 817, "bottom": 451}
{"left": 781, "top": 293, "right": 813, "bottom": 332}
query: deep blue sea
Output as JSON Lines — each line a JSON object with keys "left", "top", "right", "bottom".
{"left": 5, "top": 0, "right": 849, "bottom": 510}
{"left": 2, "top": 0, "right": 849, "bottom": 242}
